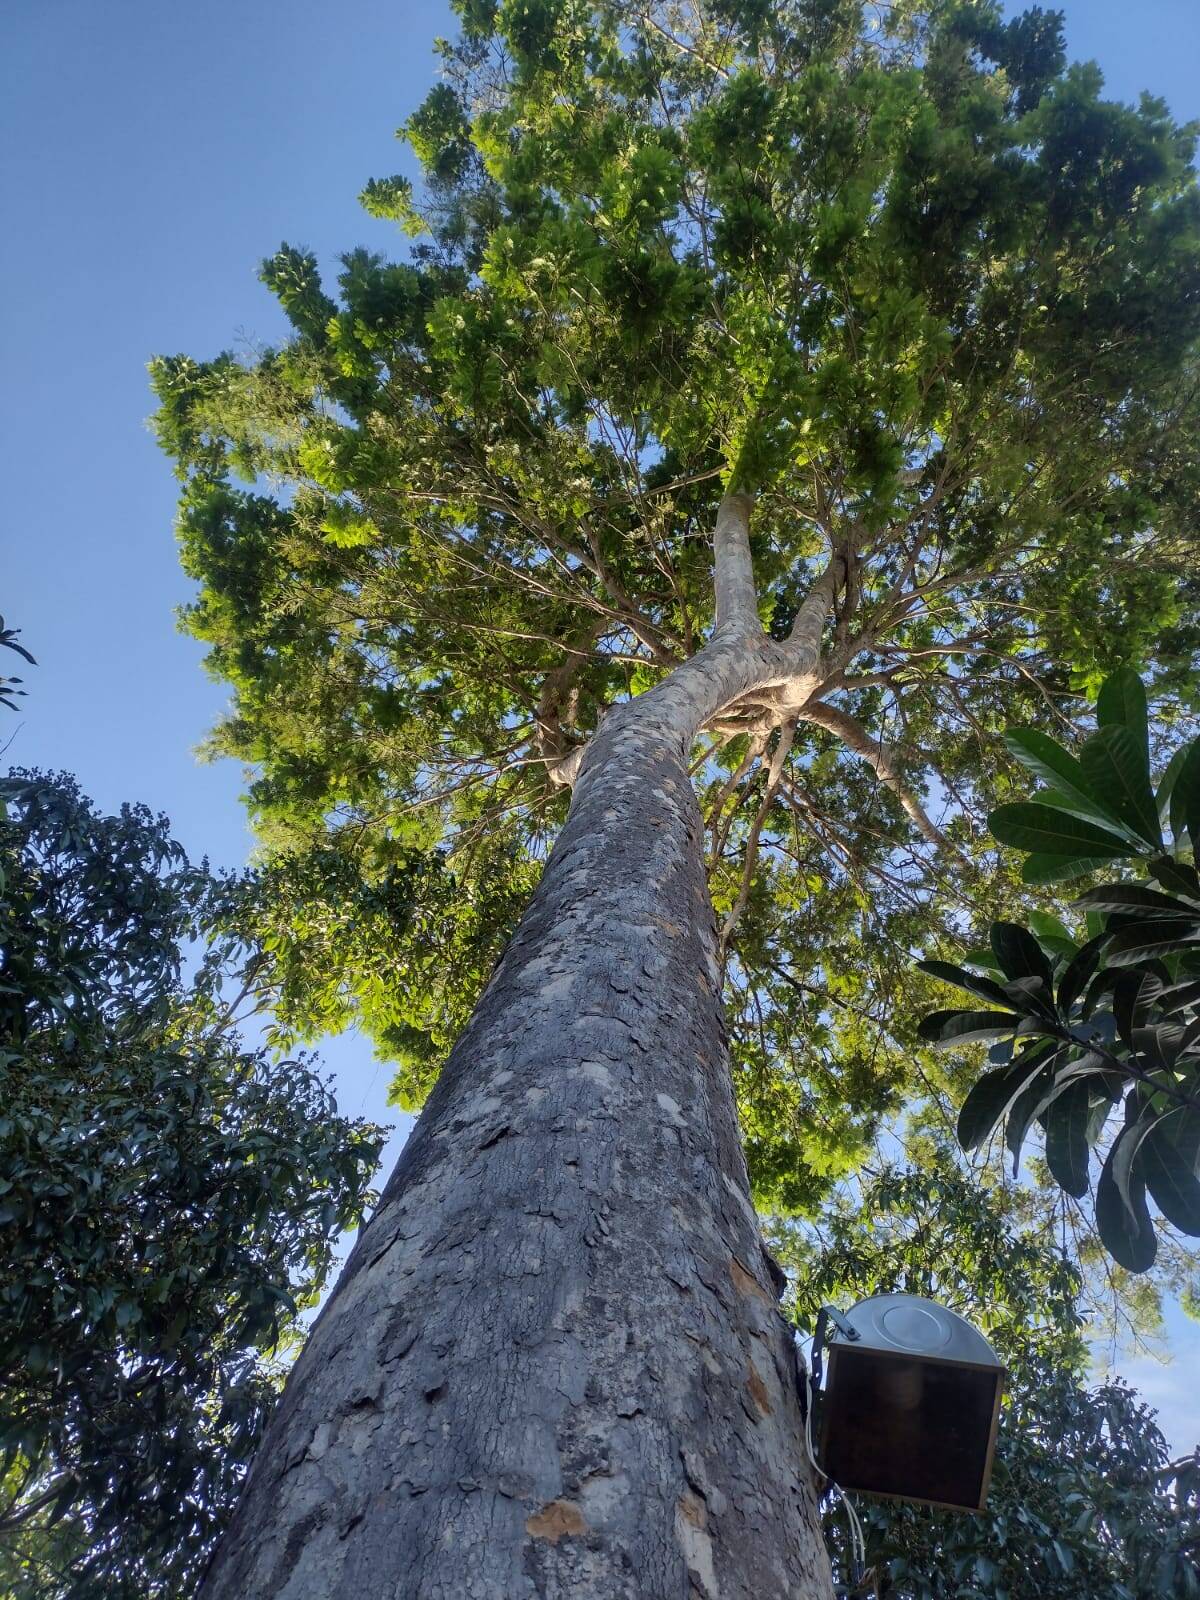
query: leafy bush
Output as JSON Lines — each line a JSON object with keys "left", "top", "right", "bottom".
{"left": 0, "top": 773, "right": 384, "bottom": 1598}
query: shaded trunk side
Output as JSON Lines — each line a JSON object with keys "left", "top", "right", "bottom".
{"left": 200, "top": 687, "right": 834, "bottom": 1600}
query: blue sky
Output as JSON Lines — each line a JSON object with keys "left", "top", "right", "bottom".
{"left": 3, "top": 0, "right": 1199, "bottom": 1450}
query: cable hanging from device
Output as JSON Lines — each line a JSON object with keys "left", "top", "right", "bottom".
{"left": 798, "top": 1307, "right": 870, "bottom": 1597}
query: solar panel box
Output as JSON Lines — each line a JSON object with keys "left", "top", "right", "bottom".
{"left": 817, "top": 1295, "right": 1005, "bottom": 1512}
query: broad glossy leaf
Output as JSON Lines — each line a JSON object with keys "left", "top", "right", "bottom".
{"left": 1057, "top": 934, "right": 1109, "bottom": 1016}
{"left": 1104, "top": 920, "right": 1200, "bottom": 967}
{"left": 1020, "top": 852, "right": 1113, "bottom": 885}
{"left": 1007, "top": 1060, "right": 1058, "bottom": 1174}
{"left": 1156, "top": 741, "right": 1190, "bottom": 822}
{"left": 1074, "top": 883, "right": 1198, "bottom": 917}
{"left": 1131, "top": 1023, "right": 1185, "bottom": 1072}
{"left": 1096, "top": 1121, "right": 1157, "bottom": 1272}
{"left": 1157, "top": 977, "right": 1200, "bottom": 1011}
{"left": 1096, "top": 667, "right": 1149, "bottom": 753}
{"left": 1002, "top": 973, "right": 1058, "bottom": 1021}
{"left": 1149, "top": 855, "right": 1200, "bottom": 898}
{"left": 1029, "top": 911, "right": 1074, "bottom": 944}
{"left": 962, "top": 945, "right": 1004, "bottom": 973}
{"left": 917, "top": 1008, "right": 1020, "bottom": 1047}
{"left": 1003, "top": 727, "right": 1123, "bottom": 828}
{"left": 989, "top": 803, "right": 1131, "bottom": 859}
{"left": 991, "top": 921, "right": 1054, "bottom": 987}
{"left": 1141, "top": 1115, "right": 1200, "bottom": 1235}
{"left": 916, "top": 958, "right": 1012, "bottom": 1009}
{"left": 1086, "top": 1083, "right": 1120, "bottom": 1144}
{"left": 1168, "top": 740, "right": 1200, "bottom": 850}
{"left": 1050, "top": 1049, "right": 1124, "bottom": 1095}
{"left": 1079, "top": 726, "right": 1162, "bottom": 848}
{"left": 1112, "top": 969, "right": 1163, "bottom": 1048}
{"left": 957, "top": 1050, "right": 1051, "bottom": 1151}
{"left": 1044, "top": 1078, "right": 1092, "bottom": 1197}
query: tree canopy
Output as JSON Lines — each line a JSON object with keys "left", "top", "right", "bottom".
{"left": 151, "top": 0, "right": 1200, "bottom": 1212}
{"left": 0, "top": 773, "right": 384, "bottom": 1599}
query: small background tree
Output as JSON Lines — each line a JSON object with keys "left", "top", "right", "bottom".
{"left": 0, "top": 773, "right": 384, "bottom": 1599}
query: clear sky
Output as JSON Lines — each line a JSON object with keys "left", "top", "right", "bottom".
{"left": 3, "top": 0, "right": 1199, "bottom": 1448}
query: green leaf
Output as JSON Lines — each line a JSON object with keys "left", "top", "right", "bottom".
{"left": 1079, "top": 726, "right": 1162, "bottom": 848}
{"left": 916, "top": 959, "right": 1012, "bottom": 1009}
{"left": 1168, "top": 740, "right": 1200, "bottom": 848}
{"left": 1149, "top": 855, "right": 1200, "bottom": 898}
{"left": 1057, "top": 934, "right": 1109, "bottom": 1016}
{"left": 1156, "top": 741, "right": 1190, "bottom": 822}
{"left": 1132, "top": 1022, "right": 1185, "bottom": 1072}
{"left": 1096, "top": 667, "right": 1149, "bottom": 753}
{"left": 1085, "top": 1083, "right": 1119, "bottom": 1145}
{"left": 1074, "top": 883, "right": 1197, "bottom": 916}
{"left": 1003, "top": 727, "right": 1123, "bottom": 828}
{"left": 1112, "top": 970, "right": 1162, "bottom": 1048}
{"left": 1044, "top": 1078, "right": 1092, "bottom": 1197}
{"left": 957, "top": 1051, "right": 1051, "bottom": 1151}
{"left": 1158, "top": 977, "right": 1200, "bottom": 1011}
{"left": 1141, "top": 1111, "right": 1200, "bottom": 1235}
{"left": 1095, "top": 1121, "right": 1157, "bottom": 1273}
{"left": 1020, "top": 853, "right": 1113, "bottom": 885}
{"left": 1028, "top": 910, "right": 1074, "bottom": 946}
{"left": 917, "top": 1008, "right": 1020, "bottom": 1048}
{"left": 991, "top": 922, "right": 1054, "bottom": 988}
{"left": 962, "top": 945, "right": 1004, "bottom": 973}
{"left": 1007, "top": 1060, "right": 1057, "bottom": 1173}
{"left": 988, "top": 804, "right": 1131, "bottom": 859}
{"left": 1104, "top": 920, "right": 1200, "bottom": 967}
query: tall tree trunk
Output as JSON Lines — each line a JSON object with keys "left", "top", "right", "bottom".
{"left": 200, "top": 641, "right": 835, "bottom": 1599}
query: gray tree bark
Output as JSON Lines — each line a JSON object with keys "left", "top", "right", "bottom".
{"left": 199, "top": 679, "right": 835, "bottom": 1600}
{"left": 199, "top": 495, "right": 838, "bottom": 1598}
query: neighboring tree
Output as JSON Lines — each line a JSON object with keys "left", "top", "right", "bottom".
{"left": 150, "top": 2, "right": 1200, "bottom": 1594}
{"left": 0, "top": 773, "right": 384, "bottom": 1599}
{"left": 774, "top": 1158, "right": 1200, "bottom": 1599}
{"left": 918, "top": 669, "right": 1200, "bottom": 1274}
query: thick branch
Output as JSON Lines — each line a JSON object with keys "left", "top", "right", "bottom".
{"left": 713, "top": 491, "right": 760, "bottom": 635}
{"left": 798, "top": 700, "right": 949, "bottom": 849}
{"left": 556, "top": 498, "right": 845, "bottom": 785}
{"left": 786, "top": 557, "right": 842, "bottom": 662}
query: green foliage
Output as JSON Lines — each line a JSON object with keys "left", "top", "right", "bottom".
{"left": 152, "top": 1, "right": 1200, "bottom": 1218}
{"left": 918, "top": 671, "right": 1200, "bottom": 1272}
{"left": 0, "top": 618, "right": 35, "bottom": 714}
{"left": 0, "top": 773, "right": 384, "bottom": 1598}
{"left": 775, "top": 1158, "right": 1200, "bottom": 1598}
{"left": 220, "top": 834, "right": 539, "bottom": 1108}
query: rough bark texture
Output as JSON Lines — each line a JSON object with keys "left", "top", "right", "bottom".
{"left": 199, "top": 677, "right": 834, "bottom": 1600}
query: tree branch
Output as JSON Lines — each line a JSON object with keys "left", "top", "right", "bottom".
{"left": 535, "top": 619, "right": 606, "bottom": 785}
{"left": 713, "top": 491, "right": 761, "bottom": 635}
{"left": 718, "top": 719, "right": 797, "bottom": 959}
{"left": 798, "top": 700, "right": 950, "bottom": 850}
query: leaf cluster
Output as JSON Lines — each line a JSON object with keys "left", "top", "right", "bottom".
{"left": 918, "top": 671, "right": 1200, "bottom": 1271}
{"left": 0, "top": 773, "right": 384, "bottom": 1598}
{"left": 0, "top": 619, "right": 35, "bottom": 715}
